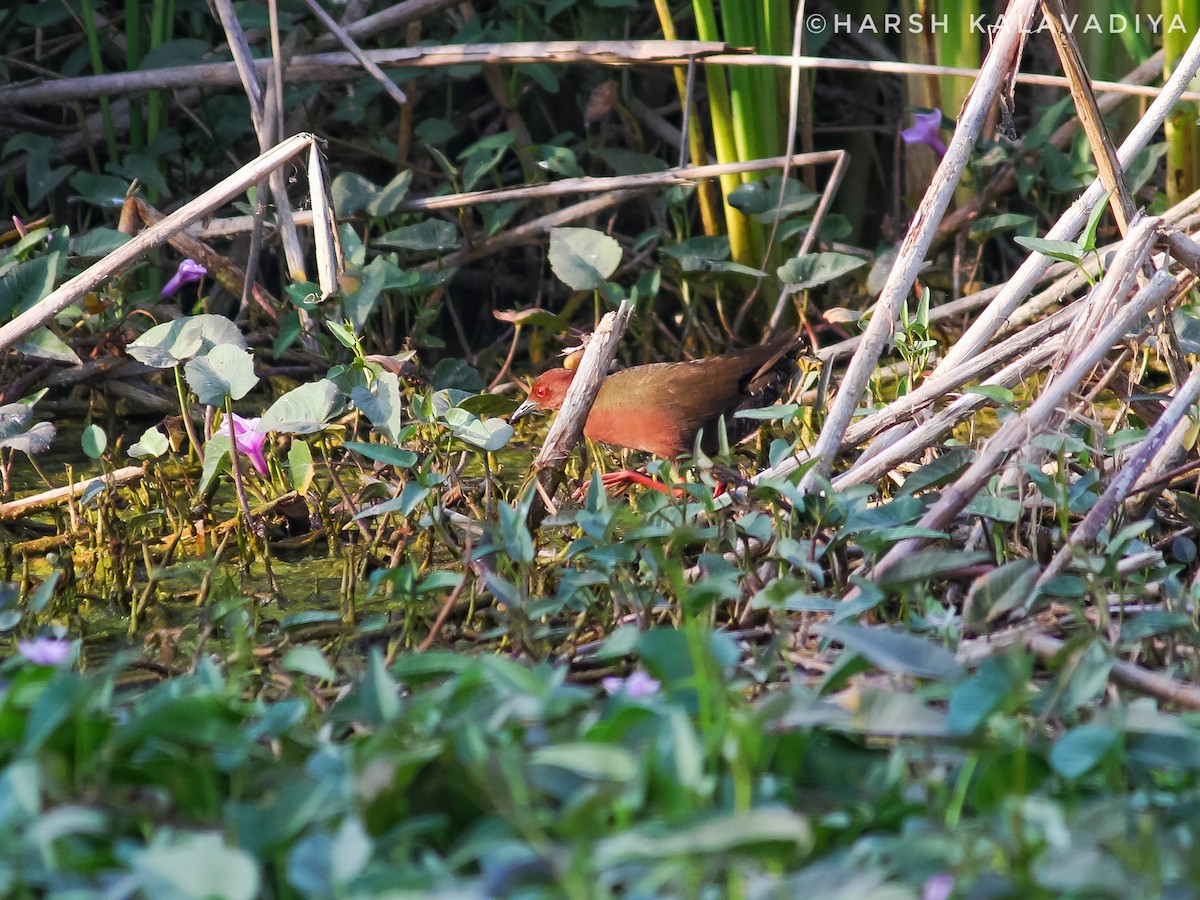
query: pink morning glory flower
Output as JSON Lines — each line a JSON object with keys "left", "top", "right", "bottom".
{"left": 602, "top": 670, "right": 661, "bottom": 698}
{"left": 229, "top": 414, "right": 268, "bottom": 475}
{"left": 161, "top": 259, "right": 207, "bottom": 297}
{"left": 901, "top": 110, "right": 948, "bottom": 159}
{"left": 17, "top": 637, "right": 72, "bottom": 667}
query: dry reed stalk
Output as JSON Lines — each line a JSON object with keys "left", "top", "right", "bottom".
{"left": 301, "top": 0, "right": 408, "bottom": 108}
{"left": 862, "top": 225, "right": 1180, "bottom": 593}
{"left": 0, "top": 133, "right": 318, "bottom": 355}
{"left": 1041, "top": 0, "right": 1138, "bottom": 233}
{"left": 1038, "top": 344, "right": 1200, "bottom": 588}
{"left": 7, "top": 43, "right": 1200, "bottom": 108}
{"left": 0, "top": 466, "right": 145, "bottom": 520}
{"left": 936, "top": 30, "right": 1200, "bottom": 375}
{"left": 194, "top": 151, "right": 846, "bottom": 238}
{"left": 959, "top": 628, "right": 1200, "bottom": 709}
{"left": 801, "top": 0, "right": 1041, "bottom": 492}
{"left": 528, "top": 301, "right": 634, "bottom": 520}
{"left": 937, "top": 51, "right": 1166, "bottom": 238}
{"left": 847, "top": 36, "right": 1200, "bottom": 480}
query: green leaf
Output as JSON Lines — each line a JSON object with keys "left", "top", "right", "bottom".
{"left": 68, "top": 171, "right": 130, "bottom": 208}
{"left": 259, "top": 379, "right": 340, "bottom": 434}
{"left": 964, "top": 558, "right": 1040, "bottom": 627}
{"left": 659, "top": 235, "right": 730, "bottom": 261}
{"left": 549, "top": 227, "right": 622, "bottom": 290}
{"left": 6, "top": 133, "right": 74, "bottom": 206}
{"left": 71, "top": 227, "right": 132, "bottom": 257}
{"left": 376, "top": 219, "right": 459, "bottom": 252}
{"left": 777, "top": 251, "right": 867, "bottom": 290}
{"left": 283, "top": 646, "right": 337, "bottom": 682}
{"left": 595, "top": 809, "right": 811, "bottom": 864}
{"left": 344, "top": 440, "right": 417, "bottom": 469}
{"left": 280, "top": 610, "right": 342, "bottom": 630}
{"left": 15, "top": 327, "right": 80, "bottom": 363}
{"left": 351, "top": 371, "right": 403, "bottom": 442}
{"left": 1050, "top": 724, "right": 1118, "bottom": 779}
{"left": 460, "top": 141, "right": 510, "bottom": 192}
{"left": 367, "top": 170, "right": 413, "bottom": 217}
{"left": 726, "top": 180, "right": 773, "bottom": 215}
{"left": 963, "top": 493, "right": 1021, "bottom": 522}
{"left": 288, "top": 439, "right": 314, "bottom": 493}
{"left": 734, "top": 403, "right": 799, "bottom": 422}
{"left": 875, "top": 549, "right": 991, "bottom": 588}
{"left": 0, "top": 403, "right": 32, "bottom": 440}
{"left": 964, "top": 384, "right": 1015, "bottom": 403}
{"left": 1119, "top": 611, "right": 1192, "bottom": 644}
{"left": 332, "top": 170, "right": 412, "bottom": 218}
{"left": 81, "top": 424, "right": 107, "bottom": 459}
{"left": 198, "top": 433, "right": 232, "bottom": 495}
{"left": 1080, "top": 189, "right": 1111, "bottom": 252}
{"left": 1014, "top": 235, "right": 1084, "bottom": 263}
{"left": 0, "top": 255, "right": 58, "bottom": 320}
{"left": 968, "top": 213, "right": 1034, "bottom": 241}
{"left": 128, "top": 425, "right": 170, "bottom": 459}
{"left": 1052, "top": 641, "right": 1113, "bottom": 716}
{"left": 498, "top": 498, "right": 534, "bottom": 564}
{"left": 531, "top": 743, "right": 638, "bottom": 783}
{"left": 898, "top": 446, "right": 975, "bottom": 496}
{"left": 357, "top": 649, "right": 400, "bottom": 724}
{"left": 128, "top": 315, "right": 247, "bottom": 368}
{"left": 535, "top": 144, "right": 585, "bottom": 177}
{"left": 130, "top": 832, "right": 260, "bottom": 900}
{"left": 0, "top": 421, "right": 56, "bottom": 455}
{"left": 184, "top": 344, "right": 258, "bottom": 404}
{"left": 442, "top": 407, "right": 513, "bottom": 451}
{"left": 824, "top": 623, "right": 963, "bottom": 680}
{"left": 948, "top": 655, "right": 1026, "bottom": 734}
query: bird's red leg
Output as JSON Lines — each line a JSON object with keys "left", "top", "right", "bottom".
{"left": 599, "top": 469, "right": 684, "bottom": 496}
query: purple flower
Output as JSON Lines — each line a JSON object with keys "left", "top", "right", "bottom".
{"left": 161, "top": 259, "right": 207, "bottom": 297}
{"left": 229, "top": 414, "right": 268, "bottom": 475}
{"left": 901, "top": 110, "right": 948, "bottom": 159}
{"left": 922, "top": 874, "right": 954, "bottom": 900}
{"left": 602, "top": 670, "right": 660, "bottom": 698}
{"left": 17, "top": 637, "right": 72, "bottom": 667}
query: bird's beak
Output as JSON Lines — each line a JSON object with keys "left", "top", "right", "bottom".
{"left": 510, "top": 399, "right": 539, "bottom": 423}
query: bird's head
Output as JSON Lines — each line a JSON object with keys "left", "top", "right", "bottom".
{"left": 510, "top": 368, "right": 575, "bottom": 422}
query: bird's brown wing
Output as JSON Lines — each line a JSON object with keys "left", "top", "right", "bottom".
{"left": 594, "top": 331, "right": 800, "bottom": 456}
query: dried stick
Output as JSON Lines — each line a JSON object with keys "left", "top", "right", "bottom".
{"left": 857, "top": 41, "right": 1200, "bottom": 477}
{"left": 0, "top": 133, "right": 316, "bottom": 356}
{"left": 6, "top": 43, "right": 1197, "bottom": 108}
{"left": 936, "top": 51, "right": 1166, "bottom": 238}
{"left": 529, "top": 300, "right": 633, "bottom": 513}
{"left": 0, "top": 465, "right": 144, "bottom": 520}
{"left": 1038, "top": 332, "right": 1200, "bottom": 588}
{"left": 0, "top": 42, "right": 738, "bottom": 106}
{"left": 195, "top": 151, "right": 845, "bottom": 238}
{"left": 961, "top": 629, "right": 1200, "bottom": 710}
{"left": 800, "top": 0, "right": 1041, "bottom": 492}
{"left": 864, "top": 241, "right": 1179, "bottom": 591}
{"left": 936, "top": 29, "right": 1200, "bottom": 375}
{"left": 1040, "top": 0, "right": 1137, "bottom": 233}
{"left": 831, "top": 340, "right": 1062, "bottom": 492}
{"left": 302, "top": 0, "right": 408, "bottom": 107}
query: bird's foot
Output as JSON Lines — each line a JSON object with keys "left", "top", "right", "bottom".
{"left": 571, "top": 469, "right": 687, "bottom": 501}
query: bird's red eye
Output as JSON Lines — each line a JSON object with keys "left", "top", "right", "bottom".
{"left": 535, "top": 386, "right": 546, "bottom": 397}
